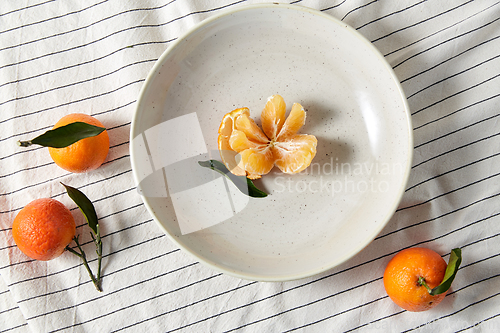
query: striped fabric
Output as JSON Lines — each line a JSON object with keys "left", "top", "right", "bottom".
{"left": 1, "top": 0, "right": 499, "bottom": 332}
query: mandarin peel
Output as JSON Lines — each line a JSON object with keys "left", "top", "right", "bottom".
{"left": 217, "top": 95, "right": 317, "bottom": 179}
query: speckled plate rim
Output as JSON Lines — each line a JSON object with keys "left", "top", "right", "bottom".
{"left": 130, "top": 3, "right": 413, "bottom": 282}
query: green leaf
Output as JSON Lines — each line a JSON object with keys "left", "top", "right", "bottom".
{"left": 429, "top": 248, "right": 462, "bottom": 295}
{"left": 62, "top": 183, "right": 99, "bottom": 234}
{"left": 198, "top": 160, "right": 267, "bottom": 198}
{"left": 17, "top": 122, "right": 105, "bottom": 148}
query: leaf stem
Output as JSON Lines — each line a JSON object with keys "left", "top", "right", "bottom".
{"left": 66, "top": 236, "right": 102, "bottom": 292}
{"left": 17, "top": 140, "right": 32, "bottom": 147}
{"left": 418, "top": 276, "right": 433, "bottom": 294}
{"left": 93, "top": 225, "right": 103, "bottom": 284}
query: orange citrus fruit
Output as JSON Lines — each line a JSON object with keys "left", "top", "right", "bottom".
{"left": 12, "top": 198, "right": 76, "bottom": 261}
{"left": 383, "top": 247, "right": 448, "bottom": 312}
{"left": 218, "top": 95, "right": 317, "bottom": 179}
{"left": 48, "top": 113, "right": 109, "bottom": 173}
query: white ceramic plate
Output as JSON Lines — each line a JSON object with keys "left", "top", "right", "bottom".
{"left": 130, "top": 4, "right": 412, "bottom": 281}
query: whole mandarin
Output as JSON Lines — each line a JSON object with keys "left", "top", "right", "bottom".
{"left": 12, "top": 198, "right": 76, "bottom": 261}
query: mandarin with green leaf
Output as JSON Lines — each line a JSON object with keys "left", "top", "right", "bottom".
{"left": 48, "top": 113, "right": 109, "bottom": 173}
{"left": 383, "top": 247, "right": 448, "bottom": 312}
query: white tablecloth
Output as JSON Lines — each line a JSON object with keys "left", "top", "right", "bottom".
{"left": 1, "top": 0, "right": 500, "bottom": 332}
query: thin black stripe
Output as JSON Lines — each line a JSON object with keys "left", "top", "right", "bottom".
{"left": 0, "top": 0, "right": 109, "bottom": 35}
{"left": 455, "top": 313, "right": 500, "bottom": 333}
{"left": 0, "top": 152, "right": 130, "bottom": 195}
{"left": 0, "top": 0, "right": 57, "bottom": 18}
{"left": 0, "top": 40, "right": 171, "bottom": 89}
{"left": 101, "top": 154, "right": 130, "bottom": 167}
{"left": 393, "top": 16, "right": 500, "bottom": 69}
{"left": 182, "top": 277, "right": 382, "bottom": 333}
{"left": 414, "top": 94, "right": 500, "bottom": 133}
{"left": 1, "top": 322, "right": 29, "bottom": 332}
{"left": 107, "top": 121, "right": 131, "bottom": 132}
{"left": 0, "top": 306, "right": 19, "bottom": 315}
{"left": 283, "top": 296, "right": 388, "bottom": 333}
{"left": 0, "top": 59, "right": 155, "bottom": 107}
{"left": 385, "top": 1, "right": 500, "bottom": 58}
{"left": 225, "top": 284, "right": 383, "bottom": 333}
{"left": 158, "top": 259, "right": 397, "bottom": 332}
{"left": 0, "top": 146, "right": 44, "bottom": 162}
{"left": 0, "top": 168, "right": 133, "bottom": 214}
{"left": 377, "top": 208, "right": 500, "bottom": 245}
{"left": 401, "top": 292, "right": 500, "bottom": 332}
{"left": 92, "top": 100, "right": 135, "bottom": 116}
{"left": 406, "top": 151, "right": 500, "bottom": 192}
{"left": 381, "top": 195, "right": 500, "bottom": 240}
{"left": 355, "top": 0, "right": 426, "bottom": 30}
{"left": 0, "top": 125, "right": 51, "bottom": 143}
{"left": 400, "top": 35, "right": 500, "bottom": 84}
{"left": 411, "top": 72, "right": 500, "bottom": 116}
{"left": 458, "top": 231, "right": 500, "bottom": 251}
{"left": 0, "top": 161, "right": 54, "bottom": 179}
{"left": 343, "top": 310, "right": 405, "bottom": 333}
{"left": 412, "top": 131, "right": 500, "bottom": 169}
{"left": 454, "top": 255, "right": 500, "bottom": 276}
{"left": 0, "top": 79, "right": 144, "bottom": 126}
{"left": 372, "top": 0, "right": 474, "bottom": 43}
{"left": 320, "top": 0, "right": 348, "bottom": 12}
{"left": 98, "top": 203, "right": 143, "bottom": 221}
{"left": 407, "top": 53, "right": 500, "bottom": 100}
{"left": 111, "top": 280, "right": 258, "bottom": 332}
{"left": 397, "top": 172, "right": 500, "bottom": 212}
{"left": 0, "top": 170, "right": 70, "bottom": 200}
{"left": 341, "top": 0, "right": 377, "bottom": 21}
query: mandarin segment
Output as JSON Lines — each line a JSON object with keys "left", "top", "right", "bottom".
{"left": 277, "top": 103, "right": 306, "bottom": 141}
{"left": 234, "top": 114, "right": 269, "bottom": 144}
{"left": 238, "top": 147, "right": 274, "bottom": 180}
{"left": 217, "top": 95, "right": 317, "bottom": 179}
{"left": 273, "top": 134, "right": 318, "bottom": 174}
{"left": 261, "top": 94, "right": 286, "bottom": 140}
{"left": 217, "top": 108, "right": 249, "bottom": 176}
{"left": 229, "top": 130, "right": 265, "bottom": 153}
